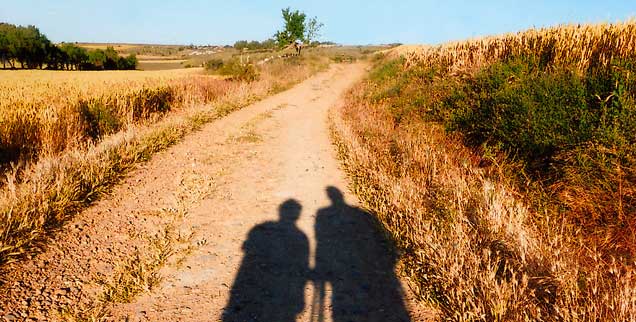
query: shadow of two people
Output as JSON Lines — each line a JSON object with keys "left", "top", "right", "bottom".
{"left": 222, "top": 187, "right": 411, "bottom": 322}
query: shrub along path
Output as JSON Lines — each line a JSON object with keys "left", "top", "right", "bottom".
{"left": 0, "top": 63, "right": 428, "bottom": 321}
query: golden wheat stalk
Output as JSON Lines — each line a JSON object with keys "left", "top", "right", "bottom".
{"left": 404, "top": 20, "right": 636, "bottom": 73}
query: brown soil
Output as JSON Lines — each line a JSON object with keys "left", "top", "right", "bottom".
{"left": 0, "top": 64, "right": 431, "bottom": 321}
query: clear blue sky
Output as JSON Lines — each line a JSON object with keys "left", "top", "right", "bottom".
{"left": 0, "top": 1, "right": 634, "bottom": 45}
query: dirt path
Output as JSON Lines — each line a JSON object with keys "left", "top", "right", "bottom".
{"left": 1, "top": 63, "right": 425, "bottom": 321}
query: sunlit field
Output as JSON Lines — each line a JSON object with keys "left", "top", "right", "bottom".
{"left": 0, "top": 68, "right": 211, "bottom": 165}
{"left": 0, "top": 68, "right": 201, "bottom": 102}
{"left": 333, "top": 21, "right": 636, "bottom": 321}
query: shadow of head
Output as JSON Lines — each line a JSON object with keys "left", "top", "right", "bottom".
{"left": 326, "top": 186, "right": 345, "bottom": 205}
{"left": 279, "top": 199, "right": 302, "bottom": 223}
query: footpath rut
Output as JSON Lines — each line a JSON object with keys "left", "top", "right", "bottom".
{"left": 1, "top": 63, "right": 425, "bottom": 321}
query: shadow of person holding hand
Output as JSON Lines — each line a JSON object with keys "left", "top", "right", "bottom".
{"left": 222, "top": 199, "right": 309, "bottom": 322}
{"left": 312, "top": 186, "right": 411, "bottom": 322}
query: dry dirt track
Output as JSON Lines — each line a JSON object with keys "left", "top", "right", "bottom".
{"left": 1, "top": 63, "right": 426, "bottom": 321}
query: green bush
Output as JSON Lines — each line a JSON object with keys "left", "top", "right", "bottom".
{"left": 368, "top": 57, "right": 403, "bottom": 83}
{"left": 117, "top": 54, "right": 137, "bottom": 70}
{"left": 204, "top": 58, "right": 224, "bottom": 71}
{"left": 364, "top": 55, "right": 636, "bottom": 231}
{"left": 218, "top": 59, "right": 259, "bottom": 82}
{"left": 129, "top": 87, "right": 174, "bottom": 121}
{"left": 439, "top": 56, "right": 636, "bottom": 174}
{"left": 446, "top": 58, "right": 589, "bottom": 169}
{"left": 79, "top": 100, "right": 121, "bottom": 140}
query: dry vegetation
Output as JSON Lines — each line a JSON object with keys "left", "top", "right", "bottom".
{"left": 333, "top": 21, "right": 636, "bottom": 321}
{"left": 401, "top": 20, "right": 636, "bottom": 72}
{"left": 137, "top": 60, "right": 189, "bottom": 71}
{"left": 0, "top": 55, "right": 329, "bottom": 268}
{"left": 0, "top": 68, "right": 202, "bottom": 166}
{"left": 75, "top": 43, "right": 189, "bottom": 57}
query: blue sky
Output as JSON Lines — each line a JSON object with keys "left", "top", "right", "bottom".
{"left": 0, "top": 1, "right": 634, "bottom": 45}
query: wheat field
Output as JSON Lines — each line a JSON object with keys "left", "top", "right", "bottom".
{"left": 0, "top": 68, "right": 227, "bottom": 165}
{"left": 0, "top": 68, "right": 202, "bottom": 122}
{"left": 400, "top": 20, "right": 636, "bottom": 73}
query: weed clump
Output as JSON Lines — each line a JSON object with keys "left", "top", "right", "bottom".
{"left": 205, "top": 58, "right": 259, "bottom": 82}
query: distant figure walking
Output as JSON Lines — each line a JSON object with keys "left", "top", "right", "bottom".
{"left": 313, "top": 187, "right": 411, "bottom": 322}
{"left": 294, "top": 40, "right": 304, "bottom": 56}
{"left": 223, "top": 199, "right": 309, "bottom": 322}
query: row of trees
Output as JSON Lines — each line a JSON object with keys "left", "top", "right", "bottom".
{"left": 0, "top": 23, "right": 137, "bottom": 70}
{"left": 233, "top": 39, "right": 277, "bottom": 51}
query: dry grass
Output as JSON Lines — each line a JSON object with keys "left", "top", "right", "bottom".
{"left": 58, "top": 303, "right": 110, "bottom": 322}
{"left": 400, "top": 20, "right": 636, "bottom": 73}
{"left": 228, "top": 111, "right": 274, "bottom": 143}
{"left": 58, "top": 219, "right": 193, "bottom": 321}
{"left": 0, "top": 57, "right": 327, "bottom": 268}
{"left": 0, "top": 58, "right": 327, "bottom": 167}
{"left": 137, "top": 60, "right": 189, "bottom": 71}
{"left": 333, "top": 22, "right": 636, "bottom": 321}
{"left": 75, "top": 43, "right": 188, "bottom": 58}
{"left": 332, "top": 83, "right": 636, "bottom": 321}
{"left": 58, "top": 140, "right": 218, "bottom": 320}
{"left": 75, "top": 43, "right": 140, "bottom": 51}
{"left": 0, "top": 68, "right": 210, "bottom": 165}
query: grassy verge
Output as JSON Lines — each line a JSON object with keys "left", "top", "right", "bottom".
{"left": 333, "top": 22, "right": 636, "bottom": 321}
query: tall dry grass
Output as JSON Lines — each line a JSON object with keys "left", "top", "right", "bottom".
{"left": 0, "top": 69, "right": 225, "bottom": 167}
{"left": 333, "top": 22, "right": 636, "bottom": 321}
{"left": 0, "top": 56, "right": 328, "bottom": 267}
{"left": 332, "top": 83, "right": 636, "bottom": 322}
{"left": 403, "top": 20, "right": 636, "bottom": 73}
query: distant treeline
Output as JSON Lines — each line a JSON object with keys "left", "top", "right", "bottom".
{"left": 0, "top": 23, "right": 137, "bottom": 70}
{"left": 233, "top": 39, "right": 336, "bottom": 51}
{"left": 233, "top": 39, "right": 277, "bottom": 51}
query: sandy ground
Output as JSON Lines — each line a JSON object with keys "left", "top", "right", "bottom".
{"left": 0, "top": 63, "right": 428, "bottom": 321}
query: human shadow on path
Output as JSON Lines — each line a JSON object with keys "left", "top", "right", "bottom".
{"left": 223, "top": 189, "right": 410, "bottom": 322}
{"left": 222, "top": 199, "right": 309, "bottom": 322}
{"left": 313, "top": 186, "right": 411, "bottom": 322}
